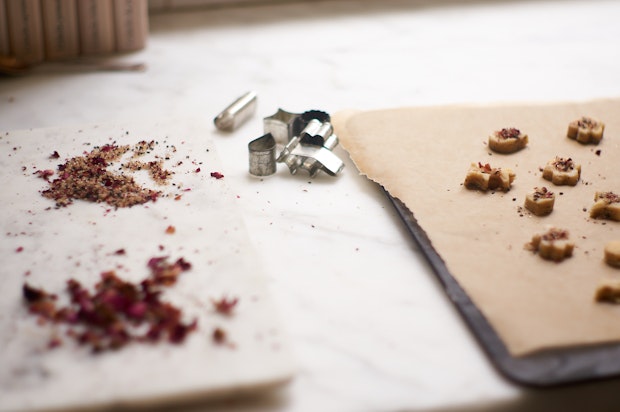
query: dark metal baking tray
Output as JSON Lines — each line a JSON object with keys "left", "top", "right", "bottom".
{"left": 387, "top": 192, "right": 620, "bottom": 387}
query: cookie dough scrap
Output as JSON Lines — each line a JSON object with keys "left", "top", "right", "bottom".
{"left": 590, "top": 191, "right": 620, "bottom": 221}
{"left": 488, "top": 127, "right": 528, "bottom": 154}
{"left": 604, "top": 241, "right": 620, "bottom": 268}
{"left": 526, "top": 227, "right": 574, "bottom": 262}
{"left": 524, "top": 187, "right": 555, "bottom": 216}
{"left": 542, "top": 156, "right": 581, "bottom": 186}
{"left": 464, "top": 162, "right": 515, "bottom": 192}
{"left": 595, "top": 280, "right": 620, "bottom": 303}
{"left": 567, "top": 116, "right": 605, "bottom": 144}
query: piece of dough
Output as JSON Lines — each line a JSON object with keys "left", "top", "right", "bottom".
{"left": 567, "top": 116, "right": 605, "bottom": 144}
{"left": 527, "top": 227, "right": 574, "bottom": 262}
{"left": 595, "top": 280, "right": 620, "bottom": 303}
{"left": 488, "top": 128, "right": 528, "bottom": 154}
{"left": 524, "top": 187, "right": 555, "bottom": 216}
{"left": 464, "top": 162, "right": 515, "bottom": 192}
{"left": 604, "top": 241, "right": 620, "bottom": 268}
{"left": 542, "top": 156, "right": 581, "bottom": 186}
{"left": 590, "top": 192, "right": 620, "bottom": 221}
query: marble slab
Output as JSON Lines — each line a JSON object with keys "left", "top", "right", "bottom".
{"left": 0, "top": 121, "right": 295, "bottom": 411}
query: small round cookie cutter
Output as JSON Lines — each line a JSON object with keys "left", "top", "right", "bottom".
{"left": 248, "top": 133, "right": 277, "bottom": 177}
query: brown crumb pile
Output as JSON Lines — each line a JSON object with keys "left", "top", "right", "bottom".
{"left": 41, "top": 141, "right": 173, "bottom": 208}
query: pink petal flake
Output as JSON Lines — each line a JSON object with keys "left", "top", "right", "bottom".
{"left": 211, "top": 296, "right": 239, "bottom": 315}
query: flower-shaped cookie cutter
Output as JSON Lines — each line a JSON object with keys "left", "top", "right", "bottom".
{"left": 251, "top": 109, "right": 345, "bottom": 178}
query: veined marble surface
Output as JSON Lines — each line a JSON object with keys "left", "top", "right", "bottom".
{"left": 2, "top": 0, "right": 620, "bottom": 411}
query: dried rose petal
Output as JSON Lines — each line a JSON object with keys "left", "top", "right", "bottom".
{"left": 210, "top": 172, "right": 224, "bottom": 179}
{"left": 211, "top": 296, "right": 239, "bottom": 315}
{"left": 23, "top": 283, "right": 51, "bottom": 303}
{"left": 23, "top": 256, "right": 196, "bottom": 353}
{"left": 35, "top": 169, "right": 54, "bottom": 181}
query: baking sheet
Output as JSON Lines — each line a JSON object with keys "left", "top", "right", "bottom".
{"left": 333, "top": 99, "right": 620, "bottom": 385}
{"left": 0, "top": 121, "right": 295, "bottom": 411}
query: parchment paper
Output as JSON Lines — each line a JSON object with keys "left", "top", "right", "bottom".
{"left": 334, "top": 99, "right": 620, "bottom": 356}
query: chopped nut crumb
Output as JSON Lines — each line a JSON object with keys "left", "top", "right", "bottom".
{"left": 212, "top": 327, "right": 227, "bottom": 344}
{"left": 40, "top": 142, "right": 173, "bottom": 208}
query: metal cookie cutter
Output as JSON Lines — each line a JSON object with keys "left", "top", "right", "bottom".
{"left": 214, "top": 91, "right": 257, "bottom": 131}
{"left": 256, "top": 108, "right": 344, "bottom": 178}
{"left": 248, "top": 133, "right": 276, "bottom": 177}
{"left": 276, "top": 118, "right": 344, "bottom": 177}
{"left": 262, "top": 108, "right": 299, "bottom": 144}
{"left": 263, "top": 109, "right": 331, "bottom": 144}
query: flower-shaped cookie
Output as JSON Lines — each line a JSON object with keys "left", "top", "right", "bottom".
{"left": 524, "top": 187, "right": 555, "bottom": 216}
{"left": 488, "top": 127, "right": 528, "bottom": 154}
{"left": 464, "top": 162, "right": 515, "bottom": 192}
{"left": 590, "top": 191, "right": 620, "bottom": 221}
{"left": 567, "top": 116, "right": 605, "bottom": 144}
{"left": 595, "top": 280, "right": 620, "bottom": 303}
{"left": 542, "top": 156, "right": 580, "bottom": 186}
{"left": 604, "top": 241, "right": 620, "bottom": 269}
{"left": 527, "top": 227, "right": 574, "bottom": 262}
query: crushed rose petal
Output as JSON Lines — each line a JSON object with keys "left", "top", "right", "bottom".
{"left": 35, "top": 169, "right": 54, "bottom": 181}
{"left": 533, "top": 187, "right": 553, "bottom": 200}
{"left": 210, "top": 172, "right": 224, "bottom": 179}
{"left": 211, "top": 296, "right": 239, "bottom": 315}
{"left": 22, "top": 256, "right": 195, "bottom": 353}
{"left": 497, "top": 128, "right": 520, "bottom": 139}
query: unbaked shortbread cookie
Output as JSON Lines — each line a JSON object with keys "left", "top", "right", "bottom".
{"left": 595, "top": 280, "right": 620, "bottom": 303}
{"left": 526, "top": 227, "right": 574, "bottom": 262}
{"left": 590, "top": 191, "right": 620, "bottom": 221}
{"left": 567, "top": 116, "right": 605, "bottom": 144}
{"left": 604, "top": 241, "right": 620, "bottom": 268}
{"left": 524, "top": 187, "right": 555, "bottom": 216}
{"left": 542, "top": 156, "right": 581, "bottom": 186}
{"left": 488, "top": 128, "right": 528, "bottom": 154}
{"left": 464, "top": 162, "right": 515, "bottom": 192}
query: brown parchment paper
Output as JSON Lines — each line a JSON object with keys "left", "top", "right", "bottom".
{"left": 334, "top": 99, "right": 620, "bottom": 356}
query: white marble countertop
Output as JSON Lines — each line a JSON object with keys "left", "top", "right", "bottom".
{"left": 2, "top": 1, "right": 620, "bottom": 411}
